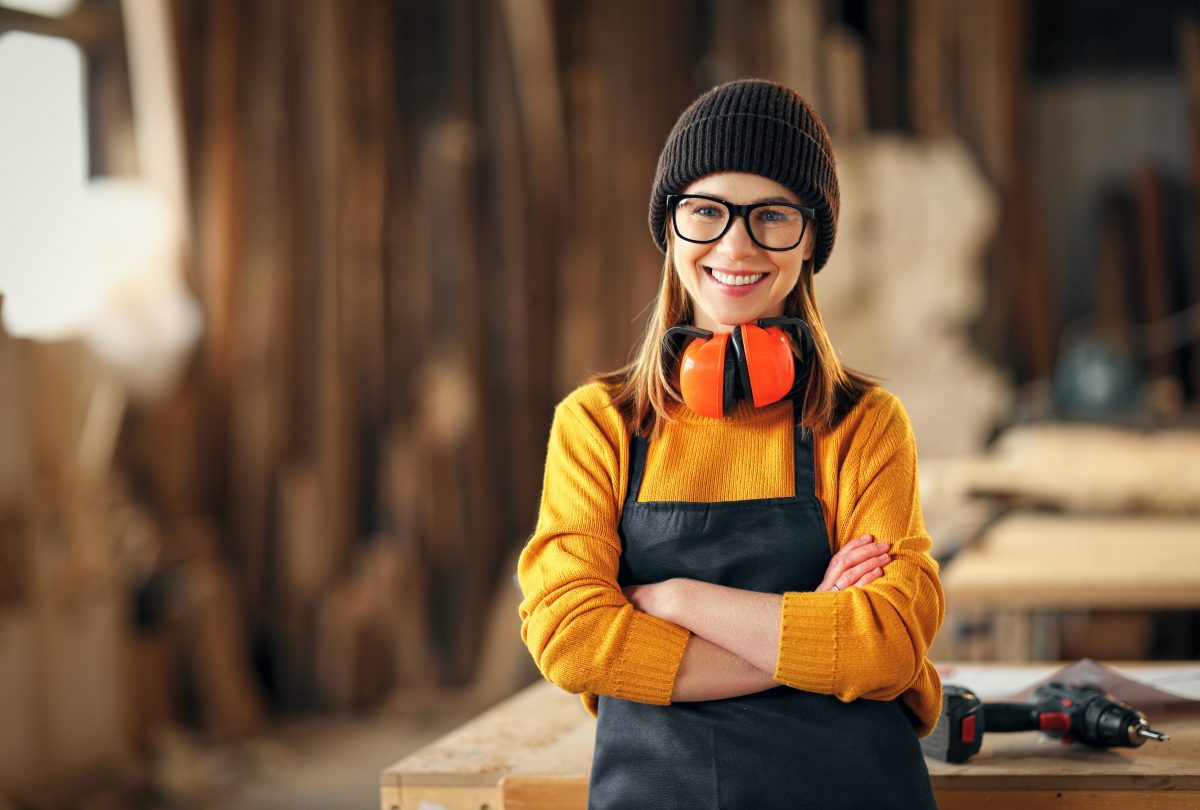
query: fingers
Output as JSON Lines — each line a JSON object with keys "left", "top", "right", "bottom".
{"left": 839, "top": 555, "right": 890, "bottom": 588}
{"left": 835, "top": 537, "right": 889, "bottom": 566}
{"left": 825, "top": 534, "right": 892, "bottom": 592}
{"left": 838, "top": 535, "right": 876, "bottom": 554}
{"left": 857, "top": 567, "right": 885, "bottom": 587}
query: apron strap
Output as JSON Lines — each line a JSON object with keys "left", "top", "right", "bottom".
{"left": 792, "top": 400, "right": 816, "bottom": 499}
{"left": 625, "top": 431, "right": 650, "bottom": 507}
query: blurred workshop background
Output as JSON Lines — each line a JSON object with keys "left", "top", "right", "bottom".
{"left": 1, "top": 0, "right": 1198, "bottom": 808}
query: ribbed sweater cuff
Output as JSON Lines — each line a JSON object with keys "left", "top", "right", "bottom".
{"left": 774, "top": 591, "right": 839, "bottom": 691}
{"left": 610, "top": 611, "right": 691, "bottom": 705}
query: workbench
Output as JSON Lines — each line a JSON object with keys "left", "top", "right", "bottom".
{"left": 381, "top": 662, "right": 1200, "bottom": 810}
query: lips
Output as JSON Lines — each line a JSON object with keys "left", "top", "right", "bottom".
{"left": 705, "top": 266, "right": 767, "bottom": 295}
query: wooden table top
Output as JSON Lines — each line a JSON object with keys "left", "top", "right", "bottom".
{"left": 382, "top": 662, "right": 1200, "bottom": 799}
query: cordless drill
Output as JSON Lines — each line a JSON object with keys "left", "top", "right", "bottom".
{"left": 922, "top": 681, "right": 1171, "bottom": 763}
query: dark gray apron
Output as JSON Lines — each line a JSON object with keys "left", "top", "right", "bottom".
{"left": 588, "top": 406, "right": 937, "bottom": 809}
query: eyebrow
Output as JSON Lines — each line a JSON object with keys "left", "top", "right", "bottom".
{"left": 690, "top": 192, "right": 800, "bottom": 205}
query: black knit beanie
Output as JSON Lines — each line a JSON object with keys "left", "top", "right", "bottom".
{"left": 649, "top": 78, "right": 839, "bottom": 272}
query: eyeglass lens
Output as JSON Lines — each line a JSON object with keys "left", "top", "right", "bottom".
{"left": 673, "top": 197, "right": 807, "bottom": 250}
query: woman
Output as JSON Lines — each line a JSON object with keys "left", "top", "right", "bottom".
{"left": 517, "top": 78, "right": 943, "bottom": 809}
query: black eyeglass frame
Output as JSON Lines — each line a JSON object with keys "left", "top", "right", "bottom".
{"left": 666, "top": 193, "right": 816, "bottom": 252}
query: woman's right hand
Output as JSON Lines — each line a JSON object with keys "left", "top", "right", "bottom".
{"left": 815, "top": 534, "right": 891, "bottom": 592}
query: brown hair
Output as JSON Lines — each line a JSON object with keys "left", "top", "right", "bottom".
{"left": 592, "top": 227, "right": 877, "bottom": 439}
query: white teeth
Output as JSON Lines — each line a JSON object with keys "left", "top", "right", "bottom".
{"left": 710, "top": 269, "right": 764, "bottom": 286}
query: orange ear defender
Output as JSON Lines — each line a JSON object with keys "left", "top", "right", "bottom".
{"left": 662, "top": 317, "right": 814, "bottom": 419}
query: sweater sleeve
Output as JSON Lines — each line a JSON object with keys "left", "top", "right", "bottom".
{"left": 517, "top": 387, "right": 692, "bottom": 711}
{"left": 773, "top": 389, "right": 944, "bottom": 732}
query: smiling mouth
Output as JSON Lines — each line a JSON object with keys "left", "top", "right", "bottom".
{"left": 706, "top": 267, "right": 766, "bottom": 287}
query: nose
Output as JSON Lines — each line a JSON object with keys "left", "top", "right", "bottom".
{"left": 716, "top": 213, "right": 757, "bottom": 259}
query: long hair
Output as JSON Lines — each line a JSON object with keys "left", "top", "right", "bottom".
{"left": 592, "top": 226, "right": 878, "bottom": 438}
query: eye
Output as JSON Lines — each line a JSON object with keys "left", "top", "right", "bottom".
{"left": 680, "top": 200, "right": 724, "bottom": 219}
{"left": 753, "top": 206, "right": 800, "bottom": 225}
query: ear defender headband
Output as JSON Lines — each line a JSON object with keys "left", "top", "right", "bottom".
{"left": 662, "top": 317, "right": 815, "bottom": 419}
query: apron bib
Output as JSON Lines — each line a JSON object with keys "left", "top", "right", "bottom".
{"left": 588, "top": 406, "right": 937, "bottom": 809}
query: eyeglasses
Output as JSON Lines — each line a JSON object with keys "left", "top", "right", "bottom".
{"left": 667, "top": 193, "right": 815, "bottom": 252}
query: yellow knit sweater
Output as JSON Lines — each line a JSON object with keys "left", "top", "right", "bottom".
{"left": 517, "top": 381, "right": 944, "bottom": 737}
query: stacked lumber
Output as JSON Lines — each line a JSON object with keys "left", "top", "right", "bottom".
{"left": 927, "top": 421, "right": 1200, "bottom": 662}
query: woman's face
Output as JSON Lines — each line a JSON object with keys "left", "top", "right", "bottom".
{"left": 672, "top": 172, "right": 814, "bottom": 333}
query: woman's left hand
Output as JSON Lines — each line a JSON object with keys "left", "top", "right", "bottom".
{"left": 623, "top": 579, "right": 681, "bottom": 622}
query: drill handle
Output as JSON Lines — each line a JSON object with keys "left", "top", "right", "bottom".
{"left": 983, "top": 702, "right": 1041, "bottom": 732}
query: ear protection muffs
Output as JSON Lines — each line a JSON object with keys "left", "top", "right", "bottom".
{"left": 662, "top": 317, "right": 814, "bottom": 418}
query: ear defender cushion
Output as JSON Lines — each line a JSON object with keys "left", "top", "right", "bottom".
{"left": 740, "top": 324, "right": 797, "bottom": 408}
{"left": 679, "top": 331, "right": 730, "bottom": 418}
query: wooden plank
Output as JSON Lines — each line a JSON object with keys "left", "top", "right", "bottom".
{"left": 910, "top": 0, "right": 949, "bottom": 138}
{"left": 822, "top": 27, "right": 868, "bottom": 140}
{"left": 0, "top": 4, "right": 115, "bottom": 43}
{"left": 1059, "top": 612, "right": 1156, "bottom": 662}
{"left": 482, "top": 0, "right": 540, "bottom": 587}
{"left": 173, "top": 521, "right": 266, "bottom": 739}
{"left": 410, "top": 0, "right": 480, "bottom": 684}
{"left": 41, "top": 593, "right": 128, "bottom": 770}
{"left": 350, "top": 0, "right": 390, "bottom": 427}
{"left": 464, "top": 544, "right": 541, "bottom": 709}
{"left": 862, "top": 0, "right": 902, "bottom": 129}
{"left": 1092, "top": 190, "right": 1138, "bottom": 352}
{"left": 1134, "top": 168, "right": 1179, "bottom": 386}
{"left": 315, "top": 540, "right": 420, "bottom": 711}
{"left": 554, "top": 0, "right": 609, "bottom": 386}
{"left": 127, "top": 627, "right": 180, "bottom": 750}
{"left": 277, "top": 463, "right": 327, "bottom": 610}
{"left": 498, "top": 0, "right": 577, "bottom": 614}
{"left": 382, "top": 7, "right": 430, "bottom": 704}
{"left": 381, "top": 679, "right": 594, "bottom": 788}
{"left": 500, "top": 787, "right": 1200, "bottom": 810}
{"left": 228, "top": 0, "right": 287, "bottom": 611}
{"left": 194, "top": 0, "right": 241, "bottom": 402}
{"left": 0, "top": 609, "right": 38, "bottom": 786}
{"left": 485, "top": 0, "right": 569, "bottom": 673}
{"left": 0, "top": 331, "right": 32, "bottom": 601}
{"left": 768, "top": 0, "right": 822, "bottom": 110}
{"left": 503, "top": 783, "right": 1200, "bottom": 810}
{"left": 953, "top": 0, "right": 1021, "bottom": 370}
{"left": 1181, "top": 19, "right": 1200, "bottom": 398}
{"left": 502, "top": 776, "right": 587, "bottom": 810}
{"left": 379, "top": 432, "right": 437, "bottom": 692}
{"left": 935, "top": 792, "right": 1200, "bottom": 810}
{"left": 308, "top": 0, "right": 354, "bottom": 590}
{"left": 314, "top": 578, "right": 366, "bottom": 712}
{"left": 995, "top": 0, "right": 1056, "bottom": 381}
{"left": 379, "top": 785, "right": 500, "bottom": 810}
{"left": 941, "top": 514, "right": 1200, "bottom": 609}
{"left": 919, "top": 424, "right": 1200, "bottom": 514}
{"left": 119, "top": 0, "right": 190, "bottom": 229}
